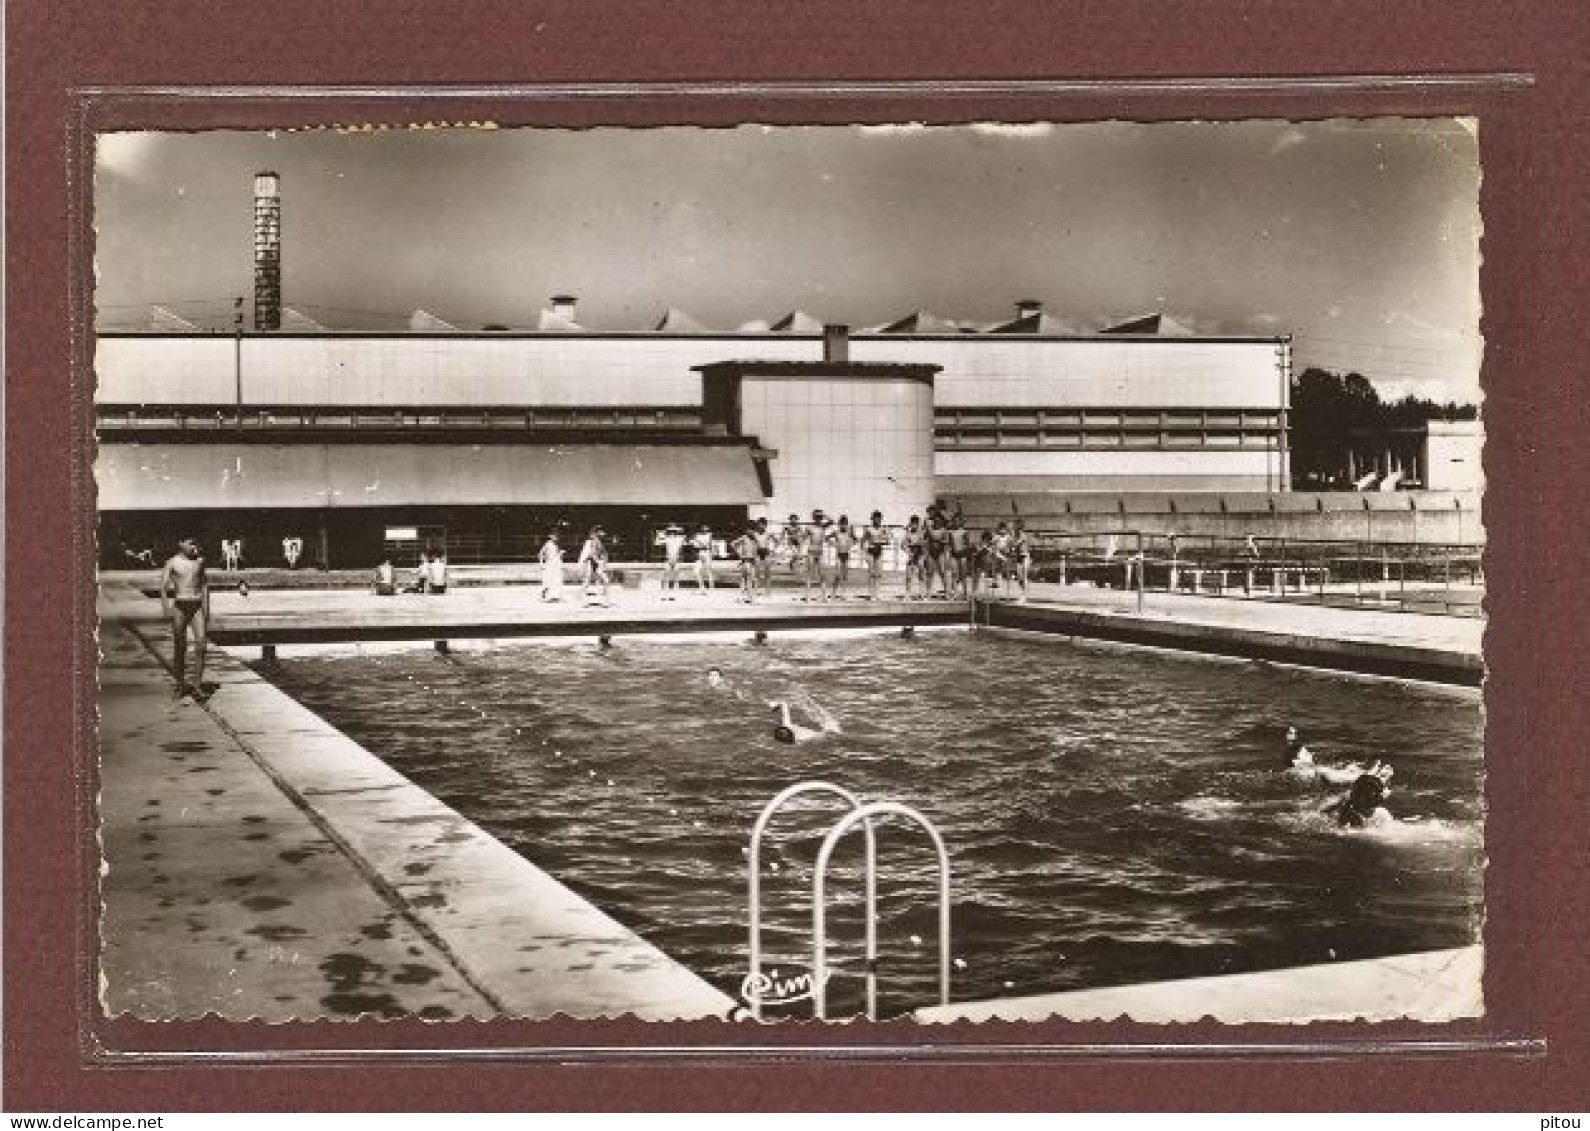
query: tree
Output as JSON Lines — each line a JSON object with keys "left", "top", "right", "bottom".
{"left": 1289, "top": 368, "right": 1381, "bottom": 486}
{"left": 1288, "top": 368, "right": 1478, "bottom": 488}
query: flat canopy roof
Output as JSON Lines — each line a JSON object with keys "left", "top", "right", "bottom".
{"left": 693, "top": 360, "right": 940, "bottom": 379}
{"left": 97, "top": 443, "right": 766, "bottom": 511}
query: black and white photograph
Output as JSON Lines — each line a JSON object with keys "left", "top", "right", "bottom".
{"left": 93, "top": 118, "right": 1484, "bottom": 1025}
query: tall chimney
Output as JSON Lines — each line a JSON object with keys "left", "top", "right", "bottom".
{"left": 1015, "top": 298, "right": 1043, "bottom": 320}
{"left": 252, "top": 171, "right": 282, "bottom": 332}
{"left": 550, "top": 294, "right": 578, "bottom": 322}
{"left": 823, "top": 323, "right": 850, "bottom": 363}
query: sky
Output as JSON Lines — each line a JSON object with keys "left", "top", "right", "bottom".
{"left": 94, "top": 119, "right": 1483, "bottom": 403}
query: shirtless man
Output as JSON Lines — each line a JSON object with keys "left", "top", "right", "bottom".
{"left": 901, "top": 515, "right": 927, "bottom": 599}
{"left": 792, "top": 513, "right": 821, "bottom": 601}
{"left": 160, "top": 537, "right": 211, "bottom": 698}
{"left": 861, "top": 510, "right": 891, "bottom": 601}
{"left": 733, "top": 523, "right": 760, "bottom": 603}
{"left": 924, "top": 512, "right": 951, "bottom": 599}
{"left": 947, "top": 515, "right": 973, "bottom": 598}
{"left": 660, "top": 523, "right": 686, "bottom": 601}
{"left": 752, "top": 517, "right": 776, "bottom": 597}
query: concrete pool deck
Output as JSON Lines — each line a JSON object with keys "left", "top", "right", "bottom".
{"left": 915, "top": 946, "right": 1483, "bottom": 1024}
{"left": 98, "top": 615, "right": 736, "bottom": 1020}
{"left": 100, "top": 570, "right": 1480, "bottom": 685}
{"left": 96, "top": 575, "right": 1481, "bottom": 1022}
{"left": 983, "top": 583, "right": 1482, "bottom": 686}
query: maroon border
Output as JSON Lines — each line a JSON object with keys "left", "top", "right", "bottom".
{"left": 9, "top": 0, "right": 1590, "bottom": 1111}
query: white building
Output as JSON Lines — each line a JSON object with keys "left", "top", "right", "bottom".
{"left": 94, "top": 302, "right": 1291, "bottom": 566}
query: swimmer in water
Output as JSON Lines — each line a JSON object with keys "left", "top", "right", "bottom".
{"left": 1283, "top": 725, "right": 1315, "bottom": 770}
{"left": 1326, "top": 762, "right": 1395, "bottom": 828}
{"left": 769, "top": 699, "right": 842, "bottom": 745}
{"left": 707, "top": 667, "right": 725, "bottom": 690}
{"left": 1285, "top": 726, "right": 1380, "bottom": 785}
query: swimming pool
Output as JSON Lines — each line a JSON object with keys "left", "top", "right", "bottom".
{"left": 263, "top": 630, "right": 1484, "bottom": 1017}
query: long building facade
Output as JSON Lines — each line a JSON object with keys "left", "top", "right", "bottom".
{"left": 94, "top": 316, "right": 1291, "bottom": 568}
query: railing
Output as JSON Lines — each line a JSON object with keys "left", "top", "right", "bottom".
{"left": 748, "top": 784, "right": 952, "bottom": 1021}
{"left": 812, "top": 801, "right": 951, "bottom": 1020}
{"left": 1028, "top": 531, "right": 1484, "bottom": 617}
{"left": 748, "top": 782, "right": 878, "bottom": 1021}
{"left": 96, "top": 403, "right": 706, "bottom": 435}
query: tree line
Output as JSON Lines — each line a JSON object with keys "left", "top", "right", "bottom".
{"left": 1288, "top": 367, "right": 1478, "bottom": 489}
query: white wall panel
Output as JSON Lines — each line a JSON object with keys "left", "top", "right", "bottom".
{"left": 740, "top": 375, "right": 935, "bottom": 523}
{"left": 936, "top": 449, "right": 1276, "bottom": 477}
{"left": 850, "top": 337, "right": 1282, "bottom": 408}
{"left": 96, "top": 333, "right": 1285, "bottom": 412}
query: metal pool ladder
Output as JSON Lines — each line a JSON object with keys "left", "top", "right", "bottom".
{"left": 747, "top": 781, "right": 952, "bottom": 1021}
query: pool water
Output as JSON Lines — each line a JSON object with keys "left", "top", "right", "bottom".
{"left": 264, "top": 630, "right": 1484, "bottom": 1017}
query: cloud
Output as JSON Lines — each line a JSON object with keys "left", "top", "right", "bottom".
{"left": 96, "top": 132, "right": 159, "bottom": 177}
{"left": 1267, "top": 127, "right": 1308, "bottom": 155}
{"left": 968, "top": 122, "right": 1056, "bottom": 138}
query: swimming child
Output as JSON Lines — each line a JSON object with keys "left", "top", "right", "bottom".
{"left": 769, "top": 697, "right": 843, "bottom": 745}
{"left": 1283, "top": 725, "right": 1315, "bottom": 770}
{"left": 1284, "top": 725, "right": 1380, "bottom": 784}
{"left": 1325, "top": 762, "right": 1395, "bottom": 828}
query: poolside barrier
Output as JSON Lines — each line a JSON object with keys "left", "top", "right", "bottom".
{"left": 813, "top": 801, "right": 951, "bottom": 1021}
{"left": 747, "top": 783, "right": 953, "bottom": 1021}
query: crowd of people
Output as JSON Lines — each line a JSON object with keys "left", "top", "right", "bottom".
{"left": 148, "top": 531, "right": 1409, "bottom": 832}
{"left": 373, "top": 550, "right": 449, "bottom": 596}
{"left": 652, "top": 505, "right": 1034, "bottom": 605}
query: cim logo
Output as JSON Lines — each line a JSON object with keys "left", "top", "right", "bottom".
{"left": 739, "top": 967, "right": 833, "bottom": 1008}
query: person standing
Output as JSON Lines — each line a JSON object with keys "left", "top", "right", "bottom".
{"left": 901, "top": 514, "right": 926, "bottom": 600}
{"left": 660, "top": 523, "right": 686, "bottom": 601}
{"left": 372, "top": 558, "right": 397, "bottom": 596}
{"left": 1011, "top": 519, "right": 1032, "bottom": 600}
{"left": 691, "top": 524, "right": 715, "bottom": 592}
{"left": 425, "top": 550, "right": 449, "bottom": 595}
{"left": 947, "top": 515, "right": 973, "bottom": 598}
{"left": 159, "top": 536, "right": 211, "bottom": 699}
{"left": 924, "top": 512, "right": 951, "bottom": 599}
{"left": 972, "top": 530, "right": 998, "bottom": 596}
{"left": 991, "top": 522, "right": 1014, "bottom": 591}
{"left": 752, "top": 517, "right": 775, "bottom": 598}
{"left": 733, "top": 522, "right": 760, "bottom": 603}
{"left": 861, "top": 510, "right": 890, "bottom": 601}
{"left": 579, "top": 526, "right": 611, "bottom": 604}
{"left": 832, "top": 515, "right": 856, "bottom": 599}
{"left": 539, "top": 531, "right": 565, "bottom": 602}
{"left": 816, "top": 515, "right": 840, "bottom": 600}
{"left": 779, "top": 513, "right": 807, "bottom": 601}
